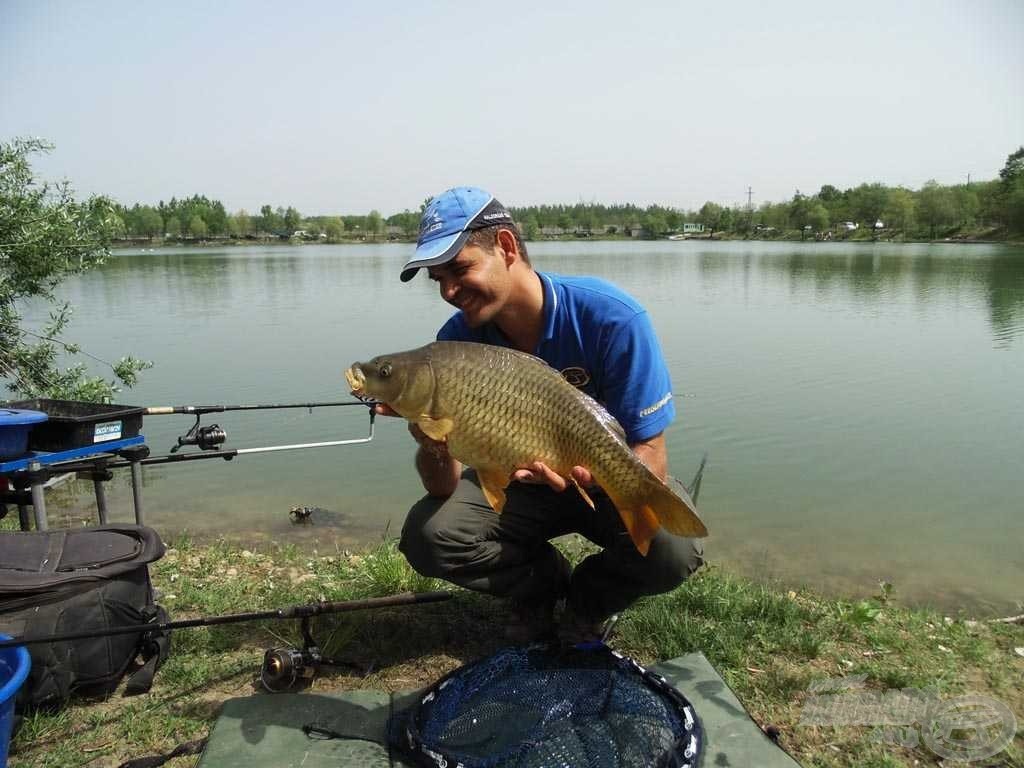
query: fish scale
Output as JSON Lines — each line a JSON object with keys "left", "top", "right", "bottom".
{"left": 346, "top": 341, "right": 707, "bottom": 554}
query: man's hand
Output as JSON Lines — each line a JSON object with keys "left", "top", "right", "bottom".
{"left": 512, "top": 462, "right": 592, "bottom": 492}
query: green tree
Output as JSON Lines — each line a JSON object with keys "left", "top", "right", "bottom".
{"left": 848, "top": 183, "right": 889, "bottom": 226}
{"left": 523, "top": 215, "right": 540, "bottom": 240}
{"left": 137, "top": 206, "right": 163, "bottom": 238}
{"left": 165, "top": 216, "right": 182, "bottom": 238}
{"left": 953, "top": 185, "right": 980, "bottom": 226}
{"left": 883, "top": 188, "right": 916, "bottom": 233}
{"left": 234, "top": 209, "right": 251, "bottom": 237}
{"left": 789, "top": 193, "right": 814, "bottom": 236}
{"left": 917, "top": 180, "right": 955, "bottom": 238}
{"left": 698, "top": 201, "right": 723, "bottom": 236}
{"left": 322, "top": 216, "right": 344, "bottom": 242}
{"left": 997, "top": 146, "right": 1024, "bottom": 187}
{"left": 1, "top": 138, "right": 150, "bottom": 400}
{"left": 188, "top": 215, "right": 208, "bottom": 239}
{"left": 807, "top": 202, "right": 830, "bottom": 234}
{"left": 642, "top": 210, "right": 667, "bottom": 238}
{"left": 284, "top": 206, "right": 302, "bottom": 233}
{"left": 367, "top": 209, "right": 383, "bottom": 239}
{"left": 997, "top": 147, "right": 1024, "bottom": 232}
{"left": 258, "top": 204, "right": 283, "bottom": 235}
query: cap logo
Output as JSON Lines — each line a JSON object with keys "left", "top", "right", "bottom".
{"left": 420, "top": 206, "right": 446, "bottom": 238}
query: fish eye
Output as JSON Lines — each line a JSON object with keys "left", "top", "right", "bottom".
{"left": 379, "top": 363, "right": 392, "bottom": 378}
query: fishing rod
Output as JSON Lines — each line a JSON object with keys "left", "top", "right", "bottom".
{"left": 0, "top": 590, "right": 453, "bottom": 691}
{"left": 0, "top": 590, "right": 449, "bottom": 649}
{"left": 139, "top": 399, "right": 378, "bottom": 459}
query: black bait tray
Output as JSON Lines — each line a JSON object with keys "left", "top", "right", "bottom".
{"left": 4, "top": 399, "right": 144, "bottom": 453}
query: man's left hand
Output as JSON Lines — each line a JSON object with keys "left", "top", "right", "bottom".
{"left": 512, "top": 462, "right": 592, "bottom": 492}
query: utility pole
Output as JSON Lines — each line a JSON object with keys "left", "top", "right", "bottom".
{"left": 746, "top": 186, "right": 753, "bottom": 232}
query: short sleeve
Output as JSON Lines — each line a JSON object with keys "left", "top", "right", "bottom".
{"left": 599, "top": 311, "right": 675, "bottom": 443}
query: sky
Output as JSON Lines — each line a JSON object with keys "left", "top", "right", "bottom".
{"left": 1, "top": 0, "right": 1022, "bottom": 216}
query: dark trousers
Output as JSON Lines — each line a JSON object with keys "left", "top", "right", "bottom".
{"left": 399, "top": 469, "right": 704, "bottom": 621}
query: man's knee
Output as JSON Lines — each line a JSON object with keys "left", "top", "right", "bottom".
{"left": 399, "top": 495, "right": 443, "bottom": 575}
{"left": 398, "top": 494, "right": 480, "bottom": 577}
{"left": 643, "top": 534, "right": 704, "bottom": 593}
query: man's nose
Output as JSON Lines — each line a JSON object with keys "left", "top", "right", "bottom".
{"left": 441, "top": 279, "right": 458, "bottom": 302}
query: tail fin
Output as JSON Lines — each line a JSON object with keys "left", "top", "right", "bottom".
{"left": 606, "top": 479, "right": 707, "bottom": 556}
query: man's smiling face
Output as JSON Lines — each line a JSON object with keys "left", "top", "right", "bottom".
{"left": 428, "top": 240, "right": 512, "bottom": 327}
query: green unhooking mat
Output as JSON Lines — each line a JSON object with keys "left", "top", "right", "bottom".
{"left": 195, "top": 652, "right": 801, "bottom": 767}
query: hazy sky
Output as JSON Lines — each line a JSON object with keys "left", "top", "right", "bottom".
{"left": 2, "top": 0, "right": 1022, "bottom": 215}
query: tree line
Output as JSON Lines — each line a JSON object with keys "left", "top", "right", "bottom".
{"left": 4, "top": 137, "right": 1023, "bottom": 402}
{"left": 114, "top": 197, "right": 390, "bottom": 242}
{"left": 112, "top": 148, "right": 1024, "bottom": 242}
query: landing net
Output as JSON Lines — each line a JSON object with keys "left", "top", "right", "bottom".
{"left": 391, "top": 643, "right": 702, "bottom": 768}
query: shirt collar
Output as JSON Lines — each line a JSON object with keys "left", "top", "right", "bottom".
{"left": 539, "top": 271, "right": 558, "bottom": 343}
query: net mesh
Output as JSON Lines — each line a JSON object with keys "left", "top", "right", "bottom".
{"left": 394, "top": 644, "right": 701, "bottom": 768}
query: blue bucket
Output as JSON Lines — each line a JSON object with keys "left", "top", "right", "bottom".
{"left": 0, "top": 408, "right": 48, "bottom": 459}
{"left": 0, "top": 635, "right": 30, "bottom": 768}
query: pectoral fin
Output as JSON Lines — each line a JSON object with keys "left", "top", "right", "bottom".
{"left": 417, "top": 415, "right": 454, "bottom": 442}
{"left": 571, "top": 477, "right": 596, "bottom": 510}
{"left": 476, "top": 466, "right": 509, "bottom": 513}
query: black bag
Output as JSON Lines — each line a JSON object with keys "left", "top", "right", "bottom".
{"left": 0, "top": 524, "right": 171, "bottom": 712}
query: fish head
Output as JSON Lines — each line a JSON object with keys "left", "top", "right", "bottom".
{"left": 346, "top": 347, "right": 436, "bottom": 417}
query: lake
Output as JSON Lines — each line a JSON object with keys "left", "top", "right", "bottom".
{"left": 12, "top": 240, "right": 1024, "bottom": 615}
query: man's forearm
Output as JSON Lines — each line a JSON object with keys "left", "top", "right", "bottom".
{"left": 630, "top": 433, "right": 668, "bottom": 482}
{"left": 415, "top": 445, "right": 462, "bottom": 497}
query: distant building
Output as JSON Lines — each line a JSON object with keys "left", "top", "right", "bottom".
{"left": 682, "top": 222, "right": 705, "bottom": 233}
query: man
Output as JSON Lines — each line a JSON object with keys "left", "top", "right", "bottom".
{"left": 384, "top": 186, "right": 702, "bottom": 643}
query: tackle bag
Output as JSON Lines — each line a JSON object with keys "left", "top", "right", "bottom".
{"left": 0, "top": 524, "right": 171, "bottom": 712}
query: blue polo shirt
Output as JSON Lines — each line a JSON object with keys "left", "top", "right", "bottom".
{"left": 437, "top": 272, "right": 675, "bottom": 443}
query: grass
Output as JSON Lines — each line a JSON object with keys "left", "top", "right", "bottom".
{"left": 2, "top": 531, "right": 1022, "bottom": 767}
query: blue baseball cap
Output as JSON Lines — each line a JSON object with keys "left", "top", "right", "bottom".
{"left": 400, "top": 186, "right": 514, "bottom": 282}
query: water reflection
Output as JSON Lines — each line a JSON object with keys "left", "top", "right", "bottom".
{"left": 679, "top": 243, "right": 1024, "bottom": 345}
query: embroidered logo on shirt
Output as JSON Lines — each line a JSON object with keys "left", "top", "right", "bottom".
{"left": 640, "top": 392, "right": 673, "bottom": 417}
{"left": 561, "top": 367, "right": 591, "bottom": 388}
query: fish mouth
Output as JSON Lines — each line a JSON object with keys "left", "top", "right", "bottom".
{"left": 345, "top": 365, "right": 366, "bottom": 397}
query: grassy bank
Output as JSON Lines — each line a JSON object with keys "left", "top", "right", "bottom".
{"left": 6, "top": 534, "right": 1023, "bottom": 768}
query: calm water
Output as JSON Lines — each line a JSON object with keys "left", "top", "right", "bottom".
{"left": 13, "top": 241, "right": 1024, "bottom": 615}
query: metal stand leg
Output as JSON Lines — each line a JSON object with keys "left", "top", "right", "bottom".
{"left": 17, "top": 504, "right": 30, "bottom": 531}
{"left": 94, "top": 477, "right": 109, "bottom": 524}
{"left": 30, "top": 480, "right": 47, "bottom": 531}
{"left": 130, "top": 461, "right": 144, "bottom": 524}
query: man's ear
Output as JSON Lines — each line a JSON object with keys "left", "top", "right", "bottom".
{"left": 496, "top": 228, "right": 520, "bottom": 267}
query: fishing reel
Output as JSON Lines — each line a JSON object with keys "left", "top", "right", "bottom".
{"left": 261, "top": 646, "right": 323, "bottom": 692}
{"left": 259, "top": 616, "right": 370, "bottom": 692}
{"left": 170, "top": 415, "right": 227, "bottom": 453}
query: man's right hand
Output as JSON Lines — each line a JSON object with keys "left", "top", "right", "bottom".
{"left": 376, "top": 403, "right": 458, "bottom": 495}
{"left": 408, "top": 422, "right": 449, "bottom": 459}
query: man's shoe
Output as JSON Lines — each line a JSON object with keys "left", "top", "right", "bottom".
{"left": 557, "top": 608, "right": 618, "bottom": 645}
{"left": 503, "top": 597, "right": 558, "bottom": 644}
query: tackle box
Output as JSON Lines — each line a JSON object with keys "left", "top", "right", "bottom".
{"left": 3, "top": 399, "right": 144, "bottom": 453}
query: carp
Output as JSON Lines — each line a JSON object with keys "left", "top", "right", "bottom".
{"left": 345, "top": 341, "right": 707, "bottom": 554}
